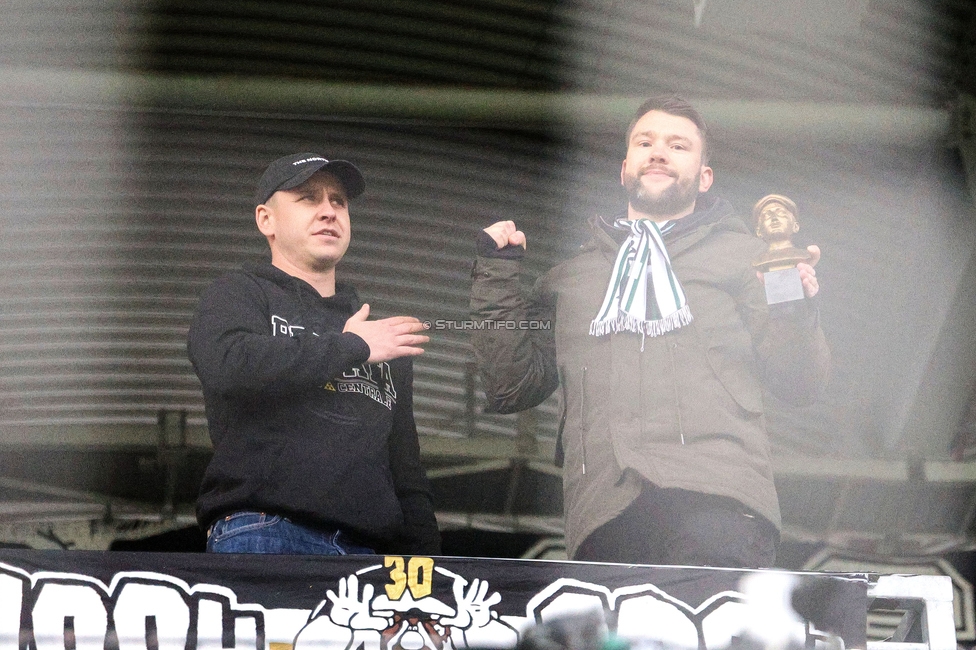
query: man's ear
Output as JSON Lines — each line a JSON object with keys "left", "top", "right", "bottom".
{"left": 620, "top": 159, "right": 628, "bottom": 187}
{"left": 255, "top": 203, "right": 274, "bottom": 238}
{"left": 698, "top": 165, "right": 714, "bottom": 193}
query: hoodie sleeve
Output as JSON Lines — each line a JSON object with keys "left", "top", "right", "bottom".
{"left": 187, "top": 271, "right": 370, "bottom": 397}
{"left": 386, "top": 359, "right": 442, "bottom": 554}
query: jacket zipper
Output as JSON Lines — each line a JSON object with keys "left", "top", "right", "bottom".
{"left": 580, "top": 366, "right": 587, "bottom": 475}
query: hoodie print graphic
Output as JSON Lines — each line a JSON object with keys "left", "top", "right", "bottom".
{"left": 272, "top": 312, "right": 398, "bottom": 410}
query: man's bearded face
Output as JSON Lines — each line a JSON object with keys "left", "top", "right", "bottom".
{"left": 620, "top": 110, "right": 712, "bottom": 220}
{"left": 623, "top": 164, "right": 703, "bottom": 218}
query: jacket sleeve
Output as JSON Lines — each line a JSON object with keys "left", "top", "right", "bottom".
{"left": 387, "top": 360, "right": 442, "bottom": 555}
{"left": 738, "top": 273, "right": 831, "bottom": 406}
{"left": 469, "top": 255, "right": 559, "bottom": 414}
{"left": 187, "top": 273, "right": 370, "bottom": 397}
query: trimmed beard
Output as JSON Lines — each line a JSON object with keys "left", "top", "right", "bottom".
{"left": 625, "top": 169, "right": 701, "bottom": 218}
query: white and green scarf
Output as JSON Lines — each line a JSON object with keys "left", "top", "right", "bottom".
{"left": 589, "top": 218, "right": 692, "bottom": 338}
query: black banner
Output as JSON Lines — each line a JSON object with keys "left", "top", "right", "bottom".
{"left": 0, "top": 550, "right": 866, "bottom": 650}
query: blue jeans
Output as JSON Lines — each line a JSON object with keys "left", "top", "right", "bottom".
{"left": 206, "top": 512, "right": 376, "bottom": 555}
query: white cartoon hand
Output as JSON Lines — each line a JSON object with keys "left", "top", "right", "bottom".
{"left": 442, "top": 576, "right": 501, "bottom": 630}
{"left": 326, "top": 575, "right": 390, "bottom": 631}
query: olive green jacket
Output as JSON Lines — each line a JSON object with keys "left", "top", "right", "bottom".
{"left": 470, "top": 200, "right": 830, "bottom": 559}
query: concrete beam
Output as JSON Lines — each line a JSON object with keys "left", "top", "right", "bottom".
{"left": 0, "top": 66, "right": 952, "bottom": 144}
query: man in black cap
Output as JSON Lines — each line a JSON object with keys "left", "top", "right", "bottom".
{"left": 188, "top": 153, "right": 441, "bottom": 555}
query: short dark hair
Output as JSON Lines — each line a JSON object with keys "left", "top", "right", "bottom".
{"left": 625, "top": 95, "right": 710, "bottom": 165}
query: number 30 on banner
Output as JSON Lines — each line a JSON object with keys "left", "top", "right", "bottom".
{"left": 384, "top": 556, "right": 435, "bottom": 600}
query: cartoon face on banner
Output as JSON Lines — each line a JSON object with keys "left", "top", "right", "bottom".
{"left": 380, "top": 610, "right": 451, "bottom": 650}
{"left": 0, "top": 554, "right": 861, "bottom": 650}
{"left": 295, "top": 557, "right": 517, "bottom": 650}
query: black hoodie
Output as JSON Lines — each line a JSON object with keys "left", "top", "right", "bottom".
{"left": 188, "top": 261, "right": 440, "bottom": 554}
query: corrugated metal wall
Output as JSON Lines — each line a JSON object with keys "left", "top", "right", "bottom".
{"left": 141, "top": 0, "right": 562, "bottom": 87}
{"left": 0, "top": 0, "right": 571, "bottom": 446}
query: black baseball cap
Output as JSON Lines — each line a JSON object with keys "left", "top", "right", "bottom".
{"left": 254, "top": 152, "right": 366, "bottom": 205}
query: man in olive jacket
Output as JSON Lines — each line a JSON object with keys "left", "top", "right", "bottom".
{"left": 470, "top": 96, "right": 829, "bottom": 566}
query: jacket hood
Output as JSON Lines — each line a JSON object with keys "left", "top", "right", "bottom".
{"left": 585, "top": 194, "right": 749, "bottom": 255}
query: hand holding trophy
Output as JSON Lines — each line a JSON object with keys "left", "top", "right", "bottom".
{"left": 752, "top": 194, "right": 814, "bottom": 304}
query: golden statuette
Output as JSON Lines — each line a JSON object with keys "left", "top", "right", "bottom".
{"left": 752, "top": 194, "right": 813, "bottom": 304}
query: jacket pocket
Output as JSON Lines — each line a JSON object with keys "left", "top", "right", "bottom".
{"left": 707, "top": 349, "right": 764, "bottom": 414}
{"left": 576, "top": 365, "right": 588, "bottom": 475}
{"left": 555, "top": 364, "right": 589, "bottom": 477}
{"left": 303, "top": 404, "right": 362, "bottom": 426}
{"left": 210, "top": 512, "right": 282, "bottom": 543}
{"left": 554, "top": 365, "right": 567, "bottom": 468}
{"left": 694, "top": 321, "right": 764, "bottom": 415}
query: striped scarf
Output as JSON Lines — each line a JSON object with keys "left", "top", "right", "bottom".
{"left": 589, "top": 218, "right": 692, "bottom": 338}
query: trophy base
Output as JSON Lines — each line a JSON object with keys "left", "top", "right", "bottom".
{"left": 763, "top": 267, "right": 805, "bottom": 304}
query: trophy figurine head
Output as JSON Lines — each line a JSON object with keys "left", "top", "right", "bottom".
{"left": 752, "top": 194, "right": 812, "bottom": 272}
{"left": 754, "top": 194, "right": 800, "bottom": 246}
